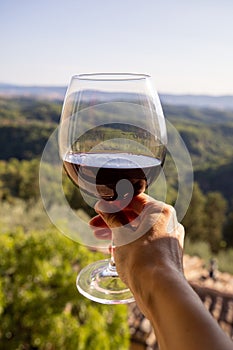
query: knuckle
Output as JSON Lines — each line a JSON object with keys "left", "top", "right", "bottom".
{"left": 162, "top": 204, "right": 174, "bottom": 216}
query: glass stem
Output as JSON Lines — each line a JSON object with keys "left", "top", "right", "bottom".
{"left": 109, "top": 240, "right": 117, "bottom": 271}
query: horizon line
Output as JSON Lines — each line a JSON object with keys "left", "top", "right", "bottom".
{"left": 0, "top": 82, "right": 233, "bottom": 97}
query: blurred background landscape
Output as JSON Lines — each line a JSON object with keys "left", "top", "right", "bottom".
{"left": 0, "top": 86, "right": 233, "bottom": 349}
{"left": 1, "top": 0, "right": 233, "bottom": 348}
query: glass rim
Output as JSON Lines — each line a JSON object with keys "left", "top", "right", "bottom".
{"left": 71, "top": 73, "right": 151, "bottom": 81}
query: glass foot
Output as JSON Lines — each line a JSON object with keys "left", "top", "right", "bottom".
{"left": 76, "top": 259, "right": 135, "bottom": 304}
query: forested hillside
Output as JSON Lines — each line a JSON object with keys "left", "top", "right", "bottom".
{"left": 0, "top": 96, "right": 233, "bottom": 349}
{"left": 0, "top": 97, "right": 130, "bottom": 349}
{"left": 164, "top": 104, "right": 233, "bottom": 202}
{"left": 1, "top": 97, "right": 233, "bottom": 205}
{"left": 0, "top": 96, "right": 233, "bottom": 234}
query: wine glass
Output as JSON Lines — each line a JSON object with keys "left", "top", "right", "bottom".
{"left": 59, "top": 73, "right": 167, "bottom": 304}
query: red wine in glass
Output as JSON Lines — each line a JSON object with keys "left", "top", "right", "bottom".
{"left": 64, "top": 152, "right": 165, "bottom": 201}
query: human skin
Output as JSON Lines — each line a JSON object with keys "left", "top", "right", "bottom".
{"left": 90, "top": 193, "right": 233, "bottom": 350}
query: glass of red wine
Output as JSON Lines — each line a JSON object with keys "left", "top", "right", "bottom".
{"left": 59, "top": 73, "right": 167, "bottom": 304}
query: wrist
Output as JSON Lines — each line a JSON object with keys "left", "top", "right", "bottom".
{"left": 128, "top": 237, "right": 184, "bottom": 293}
{"left": 129, "top": 261, "right": 186, "bottom": 319}
{"left": 131, "top": 262, "right": 185, "bottom": 296}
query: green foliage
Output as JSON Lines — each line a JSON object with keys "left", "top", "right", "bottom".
{"left": 1, "top": 96, "right": 233, "bottom": 349}
{"left": 0, "top": 124, "right": 54, "bottom": 160}
{"left": 164, "top": 104, "right": 233, "bottom": 125}
{"left": 203, "top": 192, "right": 227, "bottom": 253}
{"left": 0, "top": 227, "right": 129, "bottom": 349}
{"left": 182, "top": 183, "right": 207, "bottom": 242}
{"left": 0, "top": 159, "right": 40, "bottom": 201}
{"left": 20, "top": 99, "right": 61, "bottom": 123}
{"left": 217, "top": 248, "right": 233, "bottom": 274}
{"left": 184, "top": 238, "right": 233, "bottom": 275}
{"left": 184, "top": 238, "right": 212, "bottom": 263}
{"left": 1, "top": 97, "right": 233, "bottom": 172}
{"left": 0, "top": 97, "right": 60, "bottom": 161}
{"left": 182, "top": 185, "right": 229, "bottom": 253}
{"left": 195, "top": 160, "right": 233, "bottom": 209}
{"left": 0, "top": 97, "right": 61, "bottom": 124}
{"left": 0, "top": 158, "right": 95, "bottom": 217}
{"left": 177, "top": 123, "right": 233, "bottom": 170}
{"left": 0, "top": 199, "right": 50, "bottom": 233}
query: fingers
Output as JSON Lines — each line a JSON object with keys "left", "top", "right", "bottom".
{"left": 94, "top": 193, "right": 162, "bottom": 227}
{"left": 89, "top": 215, "right": 108, "bottom": 228}
{"left": 94, "top": 200, "right": 130, "bottom": 227}
{"left": 92, "top": 195, "right": 167, "bottom": 243}
{"left": 89, "top": 215, "right": 112, "bottom": 240}
{"left": 125, "top": 193, "right": 149, "bottom": 214}
{"left": 94, "top": 227, "right": 112, "bottom": 240}
{"left": 90, "top": 194, "right": 185, "bottom": 247}
{"left": 128, "top": 193, "right": 165, "bottom": 213}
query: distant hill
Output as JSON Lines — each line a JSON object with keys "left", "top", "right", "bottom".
{"left": 1, "top": 83, "right": 233, "bottom": 110}
{"left": 163, "top": 104, "right": 233, "bottom": 124}
{"left": 0, "top": 83, "right": 66, "bottom": 100}
{"left": 160, "top": 94, "right": 233, "bottom": 110}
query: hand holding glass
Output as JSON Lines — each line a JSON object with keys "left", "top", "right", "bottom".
{"left": 59, "top": 73, "right": 167, "bottom": 304}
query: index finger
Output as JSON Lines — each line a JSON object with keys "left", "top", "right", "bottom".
{"left": 95, "top": 200, "right": 130, "bottom": 227}
{"left": 126, "top": 193, "right": 164, "bottom": 216}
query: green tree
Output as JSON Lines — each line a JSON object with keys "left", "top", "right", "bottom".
{"left": 203, "top": 192, "right": 227, "bottom": 253}
{"left": 182, "top": 182, "right": 207, "bottom": 242}
{"left": 0, "top": 159, "right": 40, "bottom": 202}
{"left": 0, "top": 227, "right": 129, "bottom": 349}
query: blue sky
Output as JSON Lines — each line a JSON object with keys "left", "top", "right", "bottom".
{"left": 1, "top": 0, "right": 233, "bottom": 94}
